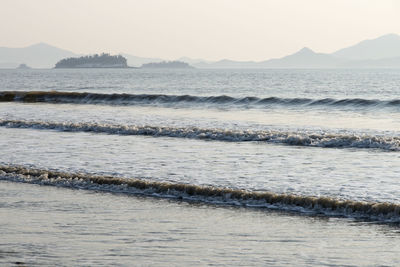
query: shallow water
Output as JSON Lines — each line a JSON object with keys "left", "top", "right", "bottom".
{"left": 1, "top": 68, "right": 400, "bottom": 265}
{"left": 1, "top": 181, "right": 400, "bottom": 266}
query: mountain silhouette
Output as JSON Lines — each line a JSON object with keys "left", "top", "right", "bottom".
{"left": 332, "top": 34, "right": 400, "bottom": 60}
{"left": 192, "top": 34, "right": 400, "bottom": 68}
{"left": 1, "top": 34, "right": 400, "bottom": 69}
{"left": 0, "top": 43, "right": 78, "bottom": 68}
{"left": 120, "top": 53, "right": 163, "bottom": 67}
{"left": 257, "top": 47, "right": 344, "bottom": 68}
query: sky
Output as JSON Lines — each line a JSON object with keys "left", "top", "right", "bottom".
{"left": 1, "top": 0, "right": 399, "bottom": 61}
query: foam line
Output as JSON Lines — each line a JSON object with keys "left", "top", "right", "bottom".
{"left": 1, "top": 165, "right": 399, "bottom": 222}
{"left": 1, "top": 91, "right": 399, "bottom": 109}
{"left": 0, "top": 119, "right": 399, "bottom": 151}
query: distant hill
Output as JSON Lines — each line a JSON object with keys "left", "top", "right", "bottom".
{"left": 141, "top": 61, "right": 193, "bottom": 69}
{"left": 191, "top": 34, "right": 400, "bottom": 68}
{"left": 2, "top": 34, "right": 400, "bottom": 69}
{"left": 0, "top": 43, "right": 78, "bottom": 68}
{"left": 16, "top": 64, "right": 31, "bottom": 69}
{"left": 191, "top": 48, "right": 345, "bottom": 69}
{"left": 55, "top": 53, "right": 128, "bottom": 68}
{"left": 177, "top": 57, "right": 213, "bottom": 66}
{"left": 257, "top": 47, "right": 345, "bottom": 68}
{"left": 121, "top": 53, "right": 163, "bottom": 67}
{"left": 332, "top": 34, "right": 400, "bottom": 60}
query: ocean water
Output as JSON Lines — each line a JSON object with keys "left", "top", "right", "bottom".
{"left": 1, "top": 68, "right": 400, "bottom": 266}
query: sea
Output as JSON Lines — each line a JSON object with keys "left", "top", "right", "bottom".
{"left": 1, "top": 68, "right": 400, "bottom": 266}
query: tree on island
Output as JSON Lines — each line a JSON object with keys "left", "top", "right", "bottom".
{"left": 141, "top": 61, "right": 193, "bottom": 69}
{"left": 55, "top": 53, "right": 128, "bottom": 68}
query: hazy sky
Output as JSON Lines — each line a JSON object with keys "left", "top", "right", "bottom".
{"left": 1, "top": 0, "right": 399, "bottom": 60}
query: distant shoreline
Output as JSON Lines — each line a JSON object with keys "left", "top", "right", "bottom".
{"left": 53, "top": 66, "right": 138, "bottom": 69}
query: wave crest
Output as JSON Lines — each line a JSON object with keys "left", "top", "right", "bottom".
{"left": 1, "top": 91, "right": 400, "bottom": 109}
{"left": 0, "top": 119, "right": 399, "bottom": 151}
{"left": 1, "top": 165, "right": 400, "bottom": 222}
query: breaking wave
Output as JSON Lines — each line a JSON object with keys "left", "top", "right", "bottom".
{"left": 1, "top": 165, "right": 400, "bottom": 222}
{"left": 1, "top": 119, "right": 399, "bottom": 151}
{"left": 1, "top": 91, "right": 400, "bottom": 109}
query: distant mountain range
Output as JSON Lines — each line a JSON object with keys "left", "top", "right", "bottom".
{"left": 120, "top": 53, "right": 163, "bottom": 68}
{"left": 193, "top": 34, "right": 400, "bottom": 68}
{"left": 1, "top": 34, "right": 400, "bottom": 68}
{"left": 0, "top": 43, "right": 77, "bottom": 69}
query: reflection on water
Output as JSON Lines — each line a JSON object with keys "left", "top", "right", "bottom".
{"left": 1, "top": 181, "right": 400, "bottom": 266}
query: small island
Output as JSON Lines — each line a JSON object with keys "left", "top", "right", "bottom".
{"left": 140, "top": 61, "right": 193, "bottom": 69}
{"left": 55, "top": 53, "right": 128, "bottom": 68}
{"left": 16, "top": 64, "right": 32, "bottom": 69}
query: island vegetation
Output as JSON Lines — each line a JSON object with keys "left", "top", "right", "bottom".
{"left": 55, "top": 53, "right": 128, "bottom": 68}
{"left": 141, "top": 61, "right": 193, "bottom": 69}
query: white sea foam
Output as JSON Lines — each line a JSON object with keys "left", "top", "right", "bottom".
{"left": 1, "top": 165, "right": 400, "bottom": 222}
{"left": 0, "top": 119, "right": 399, "bottom": 151}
